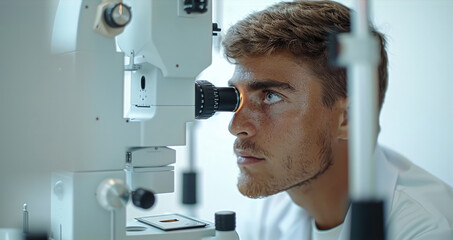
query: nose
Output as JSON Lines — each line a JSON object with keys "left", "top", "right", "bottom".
{"left": 228, "top": 96, "right": 257, "bottom": 138}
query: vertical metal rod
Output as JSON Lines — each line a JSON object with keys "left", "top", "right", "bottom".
{"left": 184, "top": 121, "right": 198, "bottom": 217}
{"left": 187, "top": 121, "right": 197, "bottom": 172}
{"left": 355, "top": 0, "right": 370, "bottom": 36}
{"left": 349, "top": 0, "right": 379, "bottom": 200}
{"left": 23, "top": 203, "right": 29, "bottom": 234}
{"left": 347, "top": 1, "right": 385, "bottom": 239}
{"left": 110, "top": 210, "right": 116, "bottom": 240}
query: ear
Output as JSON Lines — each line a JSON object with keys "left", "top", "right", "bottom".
{"left": 335, "top": 98, "right": 348, "bottom": 140}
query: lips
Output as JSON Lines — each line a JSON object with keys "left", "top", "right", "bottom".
{"left": 235, "top": 150, "right": 265, "bottom": 165}
{"left": 237, "top": 156, "right": 265, "bottom": 165}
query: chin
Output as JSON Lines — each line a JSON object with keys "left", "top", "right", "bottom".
{"left": 237, "top": 172, "right": 280, "bottom": 199}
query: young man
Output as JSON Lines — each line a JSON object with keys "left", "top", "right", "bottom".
{"left": 223, "top": 1, "right": 453, "bottom": 239}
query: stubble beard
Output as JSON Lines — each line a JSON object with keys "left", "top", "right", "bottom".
{"left": 236, "top": 129, "right": 333, "bottom": 199}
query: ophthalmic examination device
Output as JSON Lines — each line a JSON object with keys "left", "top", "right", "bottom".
{"left": 0, "top": 0, "right": 240, "bottom": 239}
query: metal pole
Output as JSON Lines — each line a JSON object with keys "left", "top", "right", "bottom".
{"left": 345, "top": 0, "right": 385, "bottom": 239}
{"left": 349, "top": 0, "right": 379, "bottom": 202}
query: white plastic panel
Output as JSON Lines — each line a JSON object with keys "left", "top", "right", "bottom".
{"left": 117, "top": 0, "right": 212, "bottom": 78}
{"left": 129, "top": 147, "right": 176, "bottom": 167}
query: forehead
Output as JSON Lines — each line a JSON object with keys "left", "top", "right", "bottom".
{"left": 228, "top": 52, "right": 317, "bottom": 89}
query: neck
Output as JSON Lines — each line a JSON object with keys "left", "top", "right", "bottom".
{"left": 287, "top": 141, "right": 349, "bottom": 230}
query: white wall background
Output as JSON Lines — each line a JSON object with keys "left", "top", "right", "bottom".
{"left": 135, "top": 0, "right": 453, "bottom": 238}
{"left": 374, "top": 0, "right": 453, "bottom": 186}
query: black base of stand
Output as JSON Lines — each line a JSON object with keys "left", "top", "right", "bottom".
{"left": 350, "top": 200, "right": 385, "bottom": 240}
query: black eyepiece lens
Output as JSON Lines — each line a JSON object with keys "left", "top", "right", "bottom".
{"left": 195, "top": 80, "right": 240, "bottom": 119}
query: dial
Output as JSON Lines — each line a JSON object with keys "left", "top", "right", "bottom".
{"left": 104, "top": 3, "right": 131, "bottom": 28}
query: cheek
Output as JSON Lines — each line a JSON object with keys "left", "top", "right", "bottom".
{"left": 266, "top": 105, "right": 310, "bottom": 132}
{"left": 260, "top": 112, "right": 305, "bottom": 150}
{"left": 262, "top": 107, "right": 326, "bottom": 151}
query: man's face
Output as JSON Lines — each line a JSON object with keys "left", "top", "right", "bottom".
{"left": 228, "top": 52, "right": 337, "bottom": 198}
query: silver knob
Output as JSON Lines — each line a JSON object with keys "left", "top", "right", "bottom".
{"left": 104, "top": 3, "right": 132, "bottom": 28}
{"left": 96, "top": 178, "right": 130, "bottom": 211}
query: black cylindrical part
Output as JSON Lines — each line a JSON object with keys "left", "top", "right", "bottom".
{"left": 182, "top": 172, "right": 197, "bottom": 204}
{"left": 350, "top": 200, "right": 385, "bottom": 240}
{"left": 195, "top": 80, "right": 240, "bottom": 119}
{"left": 25, "top": 233, "right": 49, "bottom": 240}
{"left": 215, "top": 211, "right": 236, "bottom": 231}
{"left": 217, "top": 87, "right": 240, "bottom": 112}
{"left": 132, "top": 188, "right": 155, "bottom": 209}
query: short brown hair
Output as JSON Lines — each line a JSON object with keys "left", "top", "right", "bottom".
{"left": 222, "top": 0, "right": 388, "bottom": 110}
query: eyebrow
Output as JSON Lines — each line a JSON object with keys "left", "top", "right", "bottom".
{"left": 228, "top": 79, "right": 296, "bottom": 92}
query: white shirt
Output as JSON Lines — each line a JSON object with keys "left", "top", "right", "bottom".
{"left": 311, "top": 218, "right": 343, "bottom": 240}
{"left": 237, "top": 146, "right": 453, "bottom": 240}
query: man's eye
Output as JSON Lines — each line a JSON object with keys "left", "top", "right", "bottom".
{"left": 263, "top": 91, "right": 282, "bottom": 104}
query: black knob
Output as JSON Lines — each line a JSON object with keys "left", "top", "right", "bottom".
{"left": 215, "top": 211, "right": 236, "bottom": 231}
{"left": 104, "top": 3, "right": 132, "bottom": 28}
{"left": 212, "top": 23, "right": 221, "bottom": 36}
{"left": 184, "top": 0, "right": 208, "bottom": 14}
{"left": 132, "top": 188, "right": 155, "bottom": 209}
